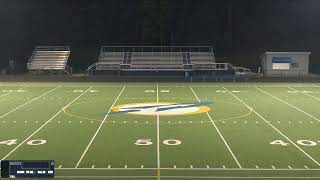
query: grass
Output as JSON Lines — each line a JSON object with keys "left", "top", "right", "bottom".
{"left": 0, "top": 82, "right": 320, "bottom": 179}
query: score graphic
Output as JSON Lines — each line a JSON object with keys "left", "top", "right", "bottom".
{"left": 1, "top": 160, "right": 54, "bottom": 178}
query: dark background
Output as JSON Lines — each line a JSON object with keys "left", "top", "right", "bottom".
{"left": 0, "top": 0, "right": 319, "bottom": 73}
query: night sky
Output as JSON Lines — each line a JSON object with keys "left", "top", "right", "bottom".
{"left": 0, "top": 0, "right": 320, "bottom": 72}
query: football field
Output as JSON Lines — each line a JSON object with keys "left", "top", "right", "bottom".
{"left": 0, "top": 82, "right": 320, "bottom": 179}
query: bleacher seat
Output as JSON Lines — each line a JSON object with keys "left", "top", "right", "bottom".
{"left": 27, "top": 46, "right": 71, "bottom": 74}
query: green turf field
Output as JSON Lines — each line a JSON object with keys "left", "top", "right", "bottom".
{"left": 0, "top": 82, "right": 320, "bottom": 180}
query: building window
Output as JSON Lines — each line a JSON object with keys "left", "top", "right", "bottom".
{"left": 272, "top": 63, "right": 290, "bottom": 70}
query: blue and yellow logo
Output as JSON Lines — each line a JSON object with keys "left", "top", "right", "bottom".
{"left": 112, "top": 102, "right": 211, "bottom": 116}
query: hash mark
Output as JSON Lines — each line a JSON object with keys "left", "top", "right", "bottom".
{"left": 190, "top": 165, "right": 193, "bottom": 168}
{"left": 223, "top": 165, "right": 226, "bottom": 169}
{"left": 107, "top": 165, "right": 111, "bottom": 168}
{"left": 304, "top": 166, "right": 309, "bottom": 169}
{"left": 91, "top": 165, "right": 95, "bottom": 168}
{"left": 125, "top": 165, "right": 127, "bottom": 168}
{"left": 206, "top": 165, "right": 210, "bottom": 168}
{"left": 58, "top": 165, "right": 62, "bottom": 168}
{"left": 174, "top": 165, "right": 176, "bottom": 168}
{"left": 288, "top": 166, "right": 292, "bottom": 169}
{"left": 271, "top": 165, "right": 276, "bottom": 169}
{"left": 255, "top": 165, "right": 259, "bottom": 169}
{"left": 141, "top": 165, "right": 144, "bottom": 168}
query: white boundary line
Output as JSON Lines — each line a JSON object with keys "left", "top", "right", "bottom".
{"left": 156, "top": 83, "right": 161, "bottom": 180}
{"left": 222, "top": 87, "right": 320, "bottom": 167}
{"left": 2, "top": 84, "right": 320, "bottom": 88}
{"left": 75, "top": 86, "right": 126, "bottom": 168}
{"left": 55, "top": 176, "right": 156, "bottom": 179}
{"left": 0, "top": 86, "right": 60, "bottom": 119}
{"left": 159, "top": 176, "right": 320, "bottom": 179}
{"left": 56, "top": 167, "right": 320, "bottom": 171}
{"left": 256, "top": 87, "right": 320, "bottom": 122}
{"left": 1, "top": 86, "right": 93, "bottom": 160}
{"left": 189, "top": 86, "right": 242, "bottom": 168}
{"left": 54, "top": 176, "right": 320, "bottom": 179}
{"left": 289, "top": 87, "right": 320, "bottom": 101}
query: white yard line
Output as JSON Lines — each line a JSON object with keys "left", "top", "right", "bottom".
{"left": 189, "top": 86, "right": 242, "bottom": 168}
{"left": 0, "top": 86, "right": 60, "bottom": 119}
{"left": 222, "top": 87, "right": 320, "bottom": 167}
{"left": 75, "top": 86, "right": 126, "bottom": 168}
{"left": 156, "top": 83, "right": 161, "bottom": 179}
{"left": 289, "top": 87, "right": 320, "bottom": 102}
{"left": 256, "top": 87, "right": 320, "bottom": 122}
{"left": 1, "top": 87, "right": 93, "bottom": 160}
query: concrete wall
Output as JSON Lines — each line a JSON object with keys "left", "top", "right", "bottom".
{"left": 261, "top": 52, "right": 311, "bottom": 76}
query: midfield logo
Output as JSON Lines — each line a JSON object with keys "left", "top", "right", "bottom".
{"left": 111, "top": 102, "right": 211, "bottom": 116}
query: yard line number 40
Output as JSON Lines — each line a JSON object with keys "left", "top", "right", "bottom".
{"left": 0, "top": 139, "right": 46, "bottom": 146}
{"left": 270, "top": 140, "right": 320, "bottom": 147}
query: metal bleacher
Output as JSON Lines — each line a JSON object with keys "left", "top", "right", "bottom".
{"left": 27, "top": 46, "right": 72, "bottom": 74}
{"left": 87, "top": 46, "right": 251, "bottom": 76}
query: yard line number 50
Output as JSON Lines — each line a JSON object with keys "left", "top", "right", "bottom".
{"left": 135, "top": 139, "right": 181, "bottom": 146}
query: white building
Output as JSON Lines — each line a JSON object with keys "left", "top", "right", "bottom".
{"left": 261, "top": 52, "right": 311, "bottom": 76}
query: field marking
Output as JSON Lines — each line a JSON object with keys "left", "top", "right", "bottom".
{"left": 289, "top": 87, "right": 320, "bottom": 101}
{"left": 156, "top": 83, "right": 161, "bottom": 180}
{"left": 37, "top": 167, "right": 320, "bottom": 170}
{"left": 222, "top": 87, "right": 320, "bottom": 167}
{"left": 75, "top": 86, "right": 126, "bottom": 168}
{"left": 54, "top": 176, "right": 320, "bottom": 179}
{"left": 0, "top": 87, "right": 93, "bottom": 160}
{"left": 55, "top": 176, "right": 156, "bottom": 179}
{"left": 190, "top": 86, "right": 242, "bottom": 168}
{"left": 0, "top": 86, "right": 26, "bottom": 98}
{"left": 256, "top": 87, "right": 320, "bottom": 122}
{"left": 0, "top": 86, "right": 60, "bottom": 119}
{"left": 160, "top": 176, "right": 320, "bottom": 179}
